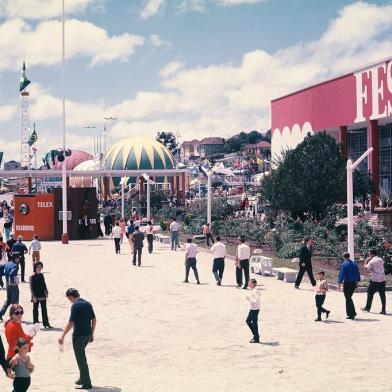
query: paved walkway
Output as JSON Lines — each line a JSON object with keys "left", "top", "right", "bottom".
{"left": 0, "top": 238, "right": 391, "bottom": 392}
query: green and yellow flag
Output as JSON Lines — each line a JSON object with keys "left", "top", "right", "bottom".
{"left": 28, "top": 124, "right": 38, "bottom": 147}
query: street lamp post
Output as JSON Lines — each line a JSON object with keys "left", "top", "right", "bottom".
{"left": 347, "top": 147, "right": 373, "bottom": 258}
{"left": 61, "top": 0, "right": 68, "bottom": 244}
{"left": 104, "top": 116, "right": 118, "bottom": 154}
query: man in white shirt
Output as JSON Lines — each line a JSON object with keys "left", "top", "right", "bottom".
{"left": 362, "top": 249, "right": 386, "bottom": 314}
{"left": 210, "top": 236, "right": 227, "bottom": 286}
{"left": 236, "top": 236, "right": 251, "bottom": 289}
{"left": 169, "top": 218, "right": 180, "bottom": 251}
{"left": 183, "top": 238, "right": 200, "bottom": 284}
{"left": 111, "top": 222, "right": 122, "bottom": 255}
{"left": 246, "top": 278, "right": 260, "bottom": 343}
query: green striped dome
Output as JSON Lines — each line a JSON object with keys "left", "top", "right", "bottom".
{"left": 104, "top": 136, "right": 175, "bottom": 191}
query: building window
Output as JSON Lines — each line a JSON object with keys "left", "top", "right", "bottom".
{"left": 379, "top": 123, "right": 392, "bottom": 194}
{"left": 348, "top": 128, "right": 368, "bottom": 171}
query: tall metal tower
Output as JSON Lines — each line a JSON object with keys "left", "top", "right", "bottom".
{"left": 20, "top": 61, "right": 31, "bottom": 168}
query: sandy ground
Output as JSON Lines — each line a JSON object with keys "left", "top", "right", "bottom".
{"left": 0, "top": 237, "right": 391, "bottom": 392}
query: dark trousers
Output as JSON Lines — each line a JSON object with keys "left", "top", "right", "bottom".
{"left": 315, "top": 294, "right": 327, "bottom": 319}
{"left": 0, "top": 284, "right": 19, "bottom": 316}
{"left": 212, "top": 258, "right": 225, "bottom": 282}
{"left": 236, "top": 259, "right": 250, "bottom": 288}
{"left": 133, "top": 248, "right": 142, "bottom": 266}
{"left": 246, "top": 309, "right": 260, "bottom": 341}
{"left": 104, "top": 225, "right": 112, "bottom": 236}
{"left": 365, "top": 281, "right": 386, "bottom": 312}
{"left": 147, "top": 234, "right": 154, "bottom": 254}
{"left": 343, "top": 281, "right": 357, "bottom": 318}
{"left": 13, "top": 376, "right": 31, "bottom": 392}
{"left": 20, "top": 258, "right": 25, "bottom": 282}
{"left": 33, "top": 300, "right": 49, "bottom": 326}
{"left": 73, "top": 335, "right": 92, "bottom": 386}
{"left": 185, "top": 258, "right": 200, "bottom": 282}
{"left": 295, "top": 263, "right": 316, "bottom": 287}
{"left": 206, "top": 233, "right": 214, "bottom": 246}
{"left": 114, "top": 238, "right": 121, "bottom": 254}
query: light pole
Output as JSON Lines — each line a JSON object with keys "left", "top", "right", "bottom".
{"left": 347, "top": 147, "right": 373, "bottom": 258}
{"left": 84, "top": 126, "right": 96, "bottom": 155}
{"left": 104, "top": 116, "right": 118, "bottom": 154}
{"left": 61, "top": 0, "right": 68, "bottom": 244}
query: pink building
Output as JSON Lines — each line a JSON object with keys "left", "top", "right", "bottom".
{"left": 271, "top": 57, "right": 392, "bottom": 207}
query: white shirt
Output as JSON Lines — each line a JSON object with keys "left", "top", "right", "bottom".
{"left": 366, "top": 256, "right": 386, "bottom": 282}
{"left": 247, "top": 288, "right": 260, "bottom": 310}
{"left": 185, "top": 243, "right": 198, "bottom": 258}
{"left": 237, "top": 243, "right": 251, "bottom": 260}
{"left": 112, "top": 226, "right": 122, "bottom": 239}
{"left": 146, "top": 225, "right": 154, "bottom": 235}
{"left": 170, "top": 221, "right": 180, "bottom": 232}
{"left": 30, "top": 239, "right": 41, "bottom": 251}
{"left": 210, "top": 242, "right": 227, "bottom": 258}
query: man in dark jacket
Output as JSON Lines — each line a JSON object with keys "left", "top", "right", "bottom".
{"left": 294, "top": 238, "right": 316, "bottom": 289}
{"left": 0, "top": 254, "right": 20, "bottom": 321}
{"left": 0, "top": 335, "right": 12, "bottom": 377}
{"left": 12, "top": 236, "right": 28, "bottom": 282}
{"left": 132, "top": 226, "right": 145, "bottom": 266}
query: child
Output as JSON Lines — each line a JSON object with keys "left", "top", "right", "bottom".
{"left": 29, "top": 262, "right": 52, "bottom": 328}
{"left": 28, "top": 235, "right": 41, "bottom": 264}
{"left": 314, "top": 270, "right": 330, "bottom": 321}
{"left": 246, "top": 278, "right": 260, "bottom": 343}
{"left": 10, "top": 337, "right": 34, "bottom": 392}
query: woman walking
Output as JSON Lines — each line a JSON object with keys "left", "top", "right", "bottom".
{"left": 146, "top": 221, "right": 154, "bottom": 254}
{"left": 4, "top": 305, "right": 33, "bottom": 361}
{"left": 29, "top": 262, "right": 52, "bottom": 328}
{"left": 119, "top": 218, "right": 126, "bottom": 244}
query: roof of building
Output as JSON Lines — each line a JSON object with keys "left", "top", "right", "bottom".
{"left": 181, "top": 139, "right": 200, "bottom": 147}
{"left": 242, "top": 141, "right": 271, "bottom": 149}
{"left": 199, "top": 137, "right": 225, "bottom": 145}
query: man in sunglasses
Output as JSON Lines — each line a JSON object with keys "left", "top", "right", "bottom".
{"left": 0, "top": 253, "right": 20, "bottom": 321}
{"left": 58, "top": 288, "right": 96, "bottom": 390}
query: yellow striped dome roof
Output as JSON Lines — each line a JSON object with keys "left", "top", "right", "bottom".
{"left": 104, "top": 136, "right": 174, "bottom": 171}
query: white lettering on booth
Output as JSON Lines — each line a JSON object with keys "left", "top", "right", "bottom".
{"left": 354, "top": 60, "right": 392, "bottom": 123}
{"left": 37, "top": 202, "right": 53, "bottom": 208}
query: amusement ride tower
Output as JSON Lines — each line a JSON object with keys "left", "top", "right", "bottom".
{"left": 20, "top": 61, "right": 31, "bottom": 168}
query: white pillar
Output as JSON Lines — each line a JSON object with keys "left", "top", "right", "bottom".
{"left": 121, "top": 181, "right": 125, "bottom": 219}
{"left": 147, "top": 176, "right": 151, "bottom": 221}
{"left": 61, "top": 0, "right": 68, "bottom": 244}
{"left": 207, "top": 173, "right": 212, "bottom": 224}
{"left": 347, "top": 160, "right": 354, "bottom": 257}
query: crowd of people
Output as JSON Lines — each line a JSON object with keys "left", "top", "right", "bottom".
{"left": 0, "top": 205, "right": 387, "bottom": 390}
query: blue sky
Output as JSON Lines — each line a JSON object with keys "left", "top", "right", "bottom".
{"left": 0, "top": 0, "right": 391, "bottom": 163}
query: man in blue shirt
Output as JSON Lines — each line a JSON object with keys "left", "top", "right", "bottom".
{"left": 58, "top": 288, "right": 96, "bottom": 390}
{"left": 338, "top": 252, "right": 361, "bottom": 320}
{"left": 0, "top": 254, "right": 20, "bottom": 321}
{"left": 11, "top": 236, "right": 28, "bottom": 282}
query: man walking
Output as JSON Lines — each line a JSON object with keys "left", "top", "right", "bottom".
{"left": 111, "top": 222, "right": 122, "bottom": 255}
{"left": 58, "top": 288, "right": 96, "bottom": 390}
{"left": 294, "top": 238, "right": 316, "bottom": 289}
{"left": 0, "top": 254, "right": 20, "bottom": 321}
{"left": 103, "top": 213, "right": 112, "bottom": 237}
{"left": 5, "top": 234, "right": 16, "bottom": 261}
{"left": 146, "top": 221, "right": 154, "bottom": 254}
{"left": 183, "top": 238, "right": 200, "bottom": 284}
{"left": 203, "top": 223, "right": 214, "bottom": 247}
{"left": 210, "top": 236, "right": 227, "bottom": 286}
{"left": 236, "top": 236, "right": 251, "bottom": 289}
{"left": 338, "top": 252, "right": 361, "bottom": 320}
{"left": 132, "top": 226, "right": 144, "bottom": 266}
{"left": 11, "top": 236, "right": 28, "bottom": 282}
{"left": 362, "top": 249, "right": 386, "bottom": 314}
{"left": 169, "top": 218, "right": 180, "bottom": 251}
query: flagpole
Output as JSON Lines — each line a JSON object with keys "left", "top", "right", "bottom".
{"left": 61, "top": 0, "right": 69, "bottom": 244}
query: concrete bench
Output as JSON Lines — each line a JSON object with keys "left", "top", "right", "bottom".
{"left": 155, "top": 234, "right": 163, "bottom": 241}
{"left": 193, "top": 235, "right": 205, "bottom": 244}
{"left": 273, "top": 267, "right": 298, "bottom": 283}
{"left": 159, "top": 235, "right": 171, "bottom": 244}
{"left": 250, "top": 256, "right": 273, "bottom": 276}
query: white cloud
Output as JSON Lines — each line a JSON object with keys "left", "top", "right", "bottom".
{"left": 2, "top": 1, "right": 391, "bottom": 157}
{"left": 0, "top": 104, "right": 16, "bottom": 122}
{"left": 177, "top": 0, "right": 205, "bottom": 13}
{"left": 140, "top": 0, "right": 166, "bottom": 20}
{"left": 0, "top": 0, "right": 97, "bottom": 20}
{"left": 149, "top": 34, "right": 170, "bottom": 48}
{"left": 215, "top": 0, "right": 264, "bottom": 5}
{"left": 0, "top": 18, "right": 145, "bottom": 71}
{"left": 160, "top": 61, "right": 185, "bottom": 78}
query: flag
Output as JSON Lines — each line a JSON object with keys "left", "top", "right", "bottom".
{"left": 28, "top": 124, "right": 38, "bottom": 146}
{"left": 19, "top": 61, "right": 31, "bottom": 92}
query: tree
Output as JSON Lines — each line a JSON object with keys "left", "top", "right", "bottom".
{"left": 259, "top": 132, "right": 347, "bottom": 220}
{"left": 224, "top": 130, "right": 267, "bottom": 153}
{"left": 156, "top": 131, "right": 178, "bottom": 154}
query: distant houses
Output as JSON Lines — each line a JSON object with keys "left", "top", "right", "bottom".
{"left": 181, "top": 137, "right": 225, "bottom": 162}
